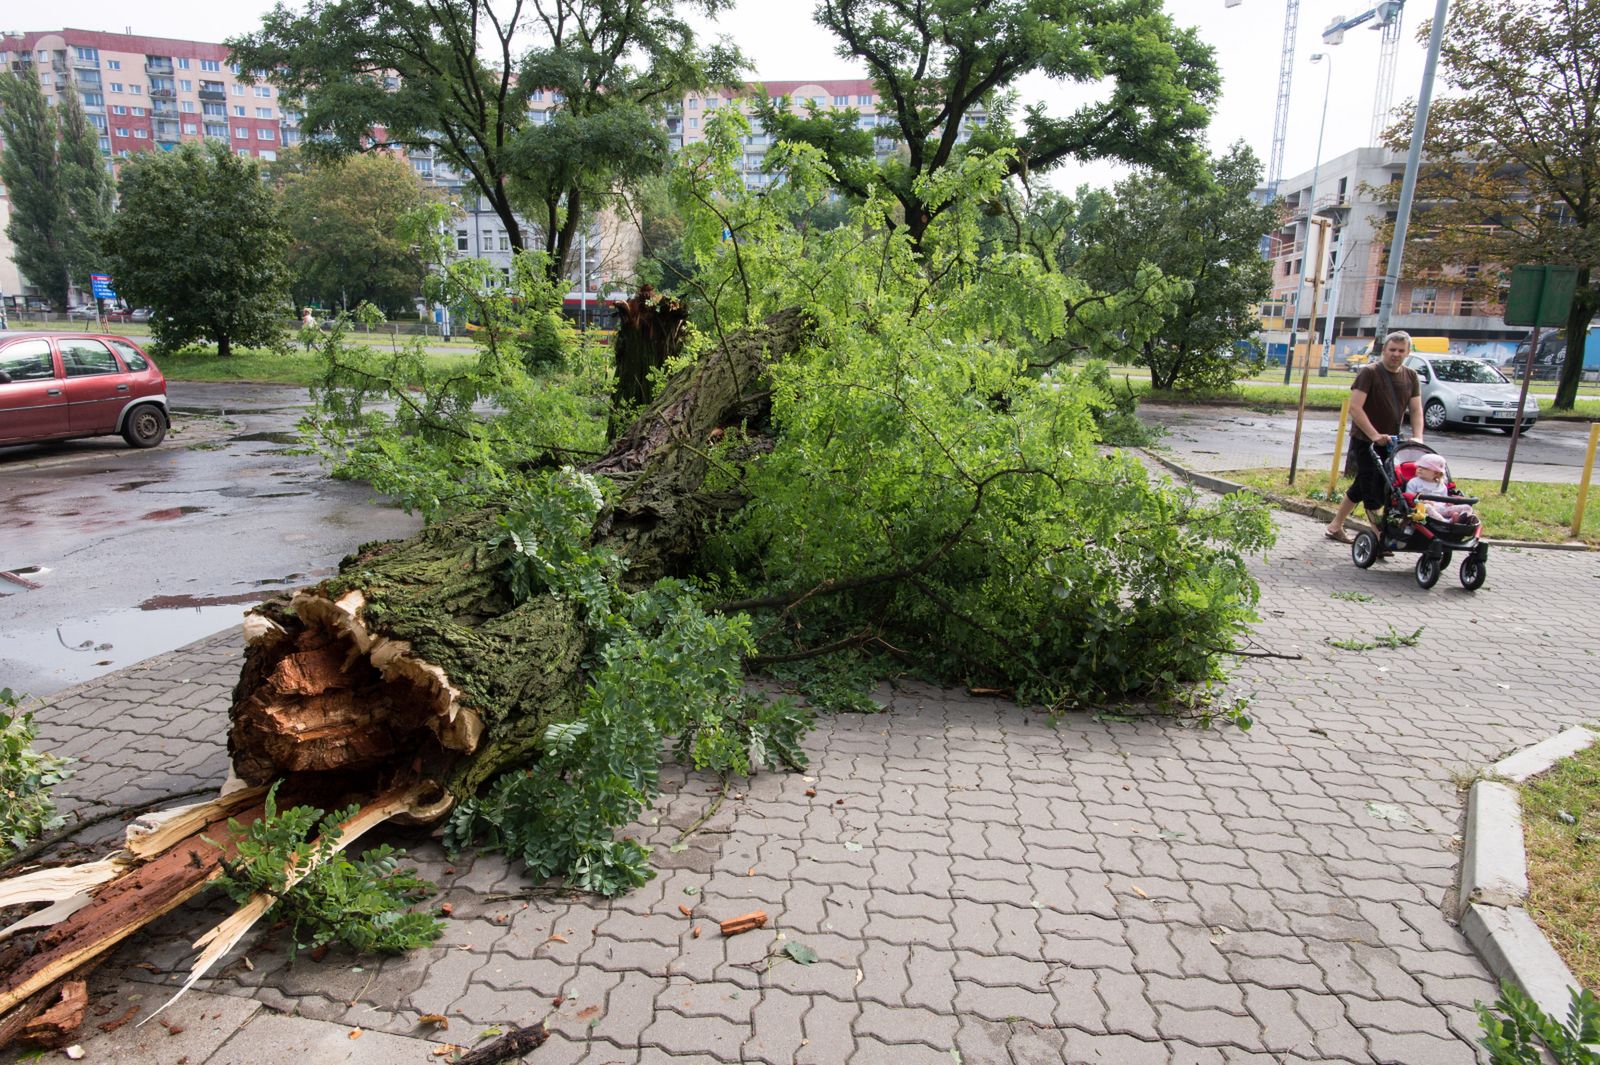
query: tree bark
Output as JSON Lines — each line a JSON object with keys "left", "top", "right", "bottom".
{"left": 227, "top": 307, "right": 809, "bottom": 806}
{"left": 610, "top": 285, "right": 688, "bottom": 427}
{"left": 1554, "top": 273, "right": 1596, "bottom": 411}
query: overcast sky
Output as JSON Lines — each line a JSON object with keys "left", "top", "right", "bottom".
{"left": 31, "top": 0, "right": 1437, "bottom": 192}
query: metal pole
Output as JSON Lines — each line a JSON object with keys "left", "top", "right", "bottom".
{"left": 1371, "top": 0, "right": 1451, "bottom": 348}
{"left": 1500, "top": 324, "right": 1540, "bottom": 493}
{"left": 1282, "top": 55, "right": 1333, "bottom": 385}
{"left": 1290, "top": 220, "right": 1330, "bottom": 483}
{"left": 1319, "top": 224, "right": 1345, "bottom": 376}
{"left": 1573, "top": 422, "right": 1600, "bottom": 538}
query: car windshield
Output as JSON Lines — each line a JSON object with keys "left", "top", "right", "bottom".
{"left": 1431, "top": 359, "right": 1506, "bottom": 385}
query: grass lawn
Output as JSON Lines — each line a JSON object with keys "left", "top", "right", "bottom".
{"left": 1216, "top": 466, "right": 1600, "bottom": 547}
{"left": 1519, "top": 739, "right": 1600, "bottom": 991}
{"left": 155, "top": 346, "right": 477, "bottom": 386}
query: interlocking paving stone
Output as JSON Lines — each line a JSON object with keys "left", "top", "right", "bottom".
{"left": 21, "top": 507, "right": 1600, "bottom": 1063}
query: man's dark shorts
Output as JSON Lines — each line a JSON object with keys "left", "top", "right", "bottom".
{"left": 1346, "top": 443, "right": 1388, "bottom": 511}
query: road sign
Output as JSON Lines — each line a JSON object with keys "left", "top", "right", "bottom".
{"left": 1504, "top": 264, "right": 1578, "bottom": 327}
{"left": 89, "top": 273, "right": 118, "bottom": 301}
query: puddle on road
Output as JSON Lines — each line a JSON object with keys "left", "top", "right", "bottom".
{"left": 114, "top": 480, "right": 163, "bottom": 492}
{"left": 0, "top": 603, "right": 247, "bottom": 697}
{"left": 232, "top": 431, "right": 303, "bottom": 445}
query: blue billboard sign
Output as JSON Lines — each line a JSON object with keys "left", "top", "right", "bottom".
{"left": 89, "top": 273, "right": 117, "bottom": 300}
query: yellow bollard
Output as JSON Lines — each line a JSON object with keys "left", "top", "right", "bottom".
{"left": 1328, "top": 393, "right": 1351, "bottom": 499}
{"left": 1573, "top": 422, "right": 1600, "bottom": 538}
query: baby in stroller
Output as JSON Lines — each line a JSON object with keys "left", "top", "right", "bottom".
{"left": 1403, "top": 453, "right": 1478, "bottom": 528}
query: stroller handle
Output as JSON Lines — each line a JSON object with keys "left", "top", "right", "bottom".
{"left": 1414, "top": 491, "right": 1476, "bottom": 505}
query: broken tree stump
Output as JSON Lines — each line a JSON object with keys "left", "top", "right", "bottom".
{"left": 18, "top": 980, "right": 86, "bottom": 1048}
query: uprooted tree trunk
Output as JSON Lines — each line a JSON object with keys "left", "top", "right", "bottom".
{"left": 228, "top": 307, "right": 807, "bottom": 804}
{"left": 610, "top": 284, "right": 689, "bottom": 416}
{"left": 0, "top": 308, "right": 807, "bottom": 1049}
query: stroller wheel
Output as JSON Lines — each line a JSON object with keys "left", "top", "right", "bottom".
{"left": 1460, "top": 556, "right": 1487, "bottom": 591}
{"left": 1416, "top": 554, "right": 1443, "bottom": 589}
{"left": 1352, "top": 531, "right": 1379, "bottom": 569}
{"left": 1440, "top": 549, "right": 1453, "bottom": 569}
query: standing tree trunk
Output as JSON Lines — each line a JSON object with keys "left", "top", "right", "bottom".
{"left": 228, "top": 309, "right": 809, "bottom": 804}
{"left": 1554, "top": 273, "right": 1596, "bottom": 411}
{"left": 610, "top": 285, "right": 688, "bottom": 430}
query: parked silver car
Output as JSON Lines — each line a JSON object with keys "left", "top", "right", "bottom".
{"left": 1406, "top": 354, "right": 1539, "bottom": 433}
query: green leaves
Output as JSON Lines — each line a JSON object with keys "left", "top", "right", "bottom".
{"left": 0, "top": 688, "right": 74, "bottom": 860}
{"left": 1477, "top": 982, "right": 1600, "bottom": 1064}
{"left": 212, "top": 783, "right": 444, "bottom": 956}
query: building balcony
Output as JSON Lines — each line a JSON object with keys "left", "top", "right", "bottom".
{"left": 198, "top": 88, "right": 226, "bottom": 101}
{"left": 149, "top": 87, "right": 176, "bottom": 99}
{"left": 145, "top": 60, "right": 174, "bottom": 75}
{"left": 71, "top": 57, "right": 99, "bottom": 70}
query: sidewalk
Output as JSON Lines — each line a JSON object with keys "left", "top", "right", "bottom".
{"left": 9, "top": 509, "right": 1599, "bottom": 1064}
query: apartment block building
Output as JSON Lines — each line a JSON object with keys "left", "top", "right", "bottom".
{"left": 1261, "top": 146, "right": 1524, "bottom": 365}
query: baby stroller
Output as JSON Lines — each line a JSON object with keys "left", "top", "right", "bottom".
{"left": 1350, "top": 439, "right": 1488, "bottom": 591}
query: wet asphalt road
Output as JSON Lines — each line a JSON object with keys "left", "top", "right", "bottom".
{"left": 1140, "top": 402, "right": 1596, "bottom": 484}
{"left": 0, "top": 383, "right": 421, "bottom": 697}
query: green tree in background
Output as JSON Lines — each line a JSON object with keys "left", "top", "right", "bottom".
{"left": 103, "top": 141, "right": 291, "bottom": 356}
{"left": 0, "top": 71, "right": 68, "bottom": 308}
{"left": 55, "top": 84, "right": 114, "bottom": 296}
{"left": 229, "top": 0, "right": 742, "bottom": 283}
{"left": 273, "top": 151, "right": 438, "bottom": 316}
{"left": 759, "top": 0, "right": 1219, "bottom": 252}
{"left": 1075, "top": 143, "right": 1277, "bottom": 390}
{"left": 1381, "top": 0, "right": 1600, "bottom": 411}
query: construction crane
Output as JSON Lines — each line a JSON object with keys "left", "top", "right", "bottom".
{"left": 1322, "top": 0, "right": 1407, "bottom": 143}
{"left": 1227, "top": 0, "right": 1301, "bottom": 197}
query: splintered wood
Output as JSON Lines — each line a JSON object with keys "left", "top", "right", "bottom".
{"left": 18, "top": 981, "right": 86, "bottom": 1048}
{"left": 718, "top": 911, "right": 768, "bottom": 936}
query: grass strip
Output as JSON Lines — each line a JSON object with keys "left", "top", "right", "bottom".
{"left": 1519, "top": 738, "right": 1600, "bottom": 992}
{"left": 1216, "top": 466, "right": 1600, "bottom": 547}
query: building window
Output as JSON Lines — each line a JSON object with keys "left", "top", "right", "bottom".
{"left": 204, "top": 123, "right": 227, "bottom": 137}
{"left": 833, "top": 95, "right": 848, "bottom": 105}
{"left": 234, "top": 105, "right": 246, "bottom": 116}
{"left": 284, "top": 129, "right": 301, "bottom": 145}
{"left": 98, "top": 136, "right": 110, "bottom": 152}
{"left": 230, "top": 63, "right": 241, "bottom": 74}
{"left": 131, "top": 106, "right": 145, "bottom": 115}
{"left": 258, "top": 149, "right": 276, "bottom": 161}
{"left": 689, "top": 117, "right": 698, "bottom": 128}
{"left": 254, "top": 85, "right": 271, "bottom": 98}
{"left": 200, "top": 59, "right": 220, "bottom": 72}
{"left": 74, "top": 46, "right": 99, "bottom": 62}
{"left": 235, "top": 126, "right": 249, "bottom": 138}
{"left": 183, "top": 122, "right": 198, "bottom": 134}
{"left": 257, "top": 128, "right": 276, "bottom": 141}
{"left": 107, "top": 59, "right": 120, "bottom": 70}
{"left": 110, "top": 82, "right": 123, "bottom": 93}
{"left": 82, "top": 92, "right": 104, "bottom": 106}
{"left": 530, "top": 89, "right": 543, "bottom": 101}
{"left": 456, "top": 230, "right": 469, "bottom": 251}
{"left": 181, "top": 100, "right": 195, "bottom": 112}
{"left": 807, "top": 96, "right": 824, "bottom": 108}
{"left": 688, "top": 97, "right": 699, "bottom": 109}
{"left": 255, "top": 107, "right": 273, "bottom": 118}
{"left": 112, "top": 105, "right": 126, "bottom": 115}
{"left": 130, "top": 85, "right": 142, "bottom": 95}
{"left": 115, "top": 126, "right": 129, "bottom": 136}
{"left": 177, "top": 57, "right": 190, "bottom": 69}
{"left": 203, "top": 102, "right": 224, "bottom": 116}
{"left": 857, "top": 94, "right": 873, "bottom": 105}
{"left": 133, "top": 129, "right": 148, "bottom": 139}
{"left": 232, "top": 84, "right": 244, "bottom": 95}
{"left": 177, "top": 79, "right": 190, "bottom": 91}
{"left": 499, "top": 234, "right": 510, "bottom": 251}
{"left": 1410, "top": 287, "right": 1438, "bottom": 314}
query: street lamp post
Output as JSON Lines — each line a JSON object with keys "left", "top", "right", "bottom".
{"left": 1370, "top": 0, "right": 1450, "bottom": 348}
{"left": 1281, "top": 52, "right": 1335, "bottom": 385}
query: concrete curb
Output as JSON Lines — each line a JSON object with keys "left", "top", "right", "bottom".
{"left": 1138, "top": 449, "right": 1599, "bottom": 553}
{"left": 1456, "top": 727, "right": 1599, "bottom": 1021}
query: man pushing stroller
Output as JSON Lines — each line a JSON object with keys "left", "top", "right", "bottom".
{"left": 1325, "top": 331, "right": 1425, "bottom": 543}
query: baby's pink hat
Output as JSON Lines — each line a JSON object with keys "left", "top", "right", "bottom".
{"left": 1415, "top": 453, "right": 1448, "bottom": 474}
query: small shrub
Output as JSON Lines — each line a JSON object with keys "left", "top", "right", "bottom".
{"left": 1477, "top": 982, "right": 1600, "bottom": 1064}
{"left": 0, "top": 687, "right": 74, "bottom": 859}
{"left": 213, "top": 783, "right": 443, "bottom": 956}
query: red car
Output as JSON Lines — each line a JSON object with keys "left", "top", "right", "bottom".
{"left": 0, "top": 332, "right": 169, "bottom": 449}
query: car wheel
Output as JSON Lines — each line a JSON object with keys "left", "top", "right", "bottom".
{"left": 1460, "top": 556, "right": 1486, "bottom": 591}
{"left": 1415, "top": 553, "right": 1442, "bottom": 589}
{"left": 1352, "top": 531, "right": 1379, "bottom": 569}
{"left": 1423, "top": 399, "right": 1448, "bottom": 432}
{"left": 121, "top": 404, "right": 167, "bottom": 448}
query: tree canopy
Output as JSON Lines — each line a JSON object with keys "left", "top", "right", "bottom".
{"left": 272, "top": 151, "right": 439, "bottom": 316}
{"left": 1385, "top": 0, "right": 1600, "bottom": 409}
{"left": 758, "top": 0, "right": 1220, "bottom": 249}
{"left": 0, "top": 74, "right": 110, "bottom": 309}
{"left": 229, "top": 0, "right": 742, "bottom": 281}
{"left": 103, "top": 141, "right": 291, "bottom": 357}
{"left": 1074, "top": 143, "right": 1277, "bottom": 390}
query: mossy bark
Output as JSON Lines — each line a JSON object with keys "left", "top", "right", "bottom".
{"left": 229, "top": 309, "right": 809, "bottom": 805}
